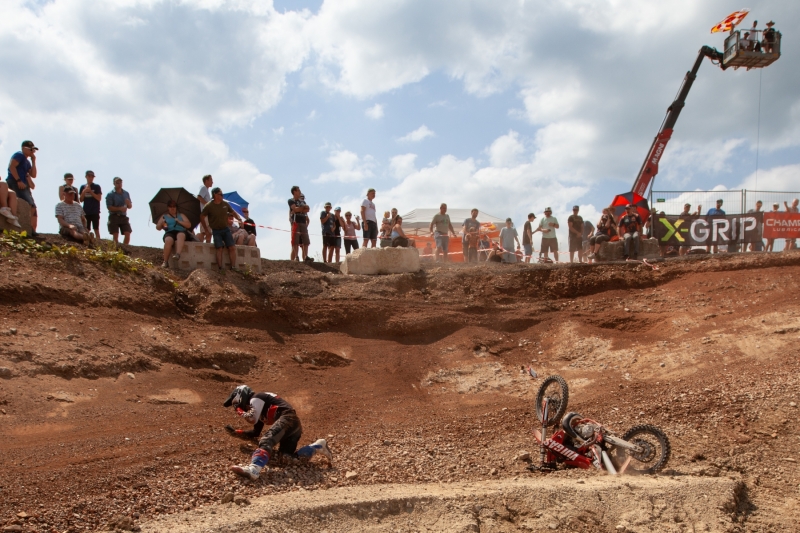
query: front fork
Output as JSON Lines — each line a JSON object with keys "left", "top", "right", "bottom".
{"left": 539, "top": 398, "right": 549, "bottom": 465}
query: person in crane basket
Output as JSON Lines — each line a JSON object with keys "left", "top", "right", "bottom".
{"left": 223, "top": 385, "right": 332, "bottom": 480}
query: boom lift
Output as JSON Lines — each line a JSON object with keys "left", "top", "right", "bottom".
{"left": 631, "top": 26, "right": 782, "bottom": 198}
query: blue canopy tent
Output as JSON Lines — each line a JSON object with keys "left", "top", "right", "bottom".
{"left": 222, "top": 191, "right": 249, "bottom": 218}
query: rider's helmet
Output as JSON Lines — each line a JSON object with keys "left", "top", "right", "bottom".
{"left": 223, "top": 385, "right": 254, "bottom": 409}
{"left": 561, "top": 412, "right": 583, "bottom": 441}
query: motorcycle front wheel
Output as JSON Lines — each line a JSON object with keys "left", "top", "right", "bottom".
{"left": 535, "top": 375, "right": 569, "bottom": 427}
{"left": 616, "top": 424, "right": 671, "bottom": 474}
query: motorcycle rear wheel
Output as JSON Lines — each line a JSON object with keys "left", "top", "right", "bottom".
{"left": 535, "top": 375, "right": 569, "bottom": 427}
{"left": 617, "top": 424, "right": 671, "bottom": 474}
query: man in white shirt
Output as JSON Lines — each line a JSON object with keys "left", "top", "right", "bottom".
{"left": 197, "top": 174, "right": 213, "bottom": 243}
{"left": 360, "top": 188, "right": 378, "bottom": 248}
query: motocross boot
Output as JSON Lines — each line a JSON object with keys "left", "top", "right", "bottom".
{"left": 296, "top": 438, "right": 332, "bottom": 463}
{"left": 231, "top": 448, "right": 270, "bottom": 480}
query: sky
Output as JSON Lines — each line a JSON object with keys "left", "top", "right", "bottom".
{"left": 1, "top": 0, "right": 798, "bottom": 259}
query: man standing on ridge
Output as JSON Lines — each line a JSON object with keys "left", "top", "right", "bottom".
{"left": 79, "top": 170, "right": 102, "bottom": 240}
{"left": 429, "top": 203, "right": 457, "bottom": 262}
{"left": 289, "top": 186, "right": 312, "bottom": 262}
{"left": 224, "top": 385, "right": 332, "bottom": 480}
{"left": 538, "top": 207, "right": 559, "bottom": 262}
{"left": 361, "top": 188, "right": 378, "bottom": 248}
{"left": 201, "top": 187, "right": 240, "bottom": 270}
{"left": 106, "top": 177, "right": 133, "bottom": 245}
{"left": 7, "top": 140, "right": 38, "bottom": 236}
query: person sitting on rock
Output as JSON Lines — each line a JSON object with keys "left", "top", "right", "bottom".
{"left": 390, "top": 215, "right": 413, "bottom": 248}
{"left": 0, "top": 181, "right": 21, "bottom": 228}
{"left": 224, "top": 385, "right": 332, "bottom": 480}
{"left": 156, "top": 200, "right": 191, "bottom": 268}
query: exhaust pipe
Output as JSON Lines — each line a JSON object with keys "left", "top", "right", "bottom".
{"left": 601, "top": 450, "right": 618, "bottom": 475}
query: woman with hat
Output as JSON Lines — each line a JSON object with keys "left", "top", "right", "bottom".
{"left": 156, "top": 200, "right": 191, "bottom": 268}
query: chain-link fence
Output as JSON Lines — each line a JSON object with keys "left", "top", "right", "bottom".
{"left": 650, "top": 189, "right": 800, "bottom": 252}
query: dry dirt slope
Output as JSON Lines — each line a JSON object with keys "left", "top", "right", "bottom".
{"left": 0, "top": 249, "right": 799, "bottom": 532}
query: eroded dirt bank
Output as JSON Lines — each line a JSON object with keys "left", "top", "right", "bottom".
{"left": 0, "top": 250, "right": 799, "bottom": 532}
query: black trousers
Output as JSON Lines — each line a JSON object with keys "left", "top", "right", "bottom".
{"left": 258, "top": 411, "right": 303, "bottom": 455}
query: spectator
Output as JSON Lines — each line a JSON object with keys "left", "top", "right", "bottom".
{"left": 379, "top": 211, "right": 393, "bottom": 248}
{"left": 201, "top": 187, "right": 240, "bottom": 271}
{"left": 522, "top": 213, "right": 537, "bottom": 263}
{"left": 390, "top": 207, "right": 399, "bottom": 226}
{"left": 677, "top": 203, "right": 698, "bottom": 255}
{"left": 619, "top": 204, "right": 643, "bottom": 260}
{"left": 331, "top": 207, "right": 344, "bottom": 262}
{"left": 288, "top": 186, "right": 311, "bottom": 262}
{"left": 156, "top": 200, "right": 191, "bottom": 267}
{"left": 361, "top": 188, "right": 378, "bottom": 248}
{"left": 55, "top": 186, "right": 91, "bottom": 244}
{"left": 766, "top": 203, "right": 780, "bottom": 252}
{"left": 228, "top": 214, "right": 248, "bottom": 246}
{"left": 499, "top": 218, "right": 520, "bottom": 263}
{"left": 643, "top": 207, "right": 657, "bottom": 239}
{"left": 0, "top": 181, "right": 20, "bottom": 228}
{"left": 429, "top": 203, "right": 457, "bottom": 262}
{"left": 785, "top": 198, "right": 799, "bottom": 251}
{"left": 486, "top": 240, "right": 503, "bottom": 263}
{"left": 6, "top": 140, "right": 38, "bottom": 236}
{"left": 538, "top": 207, "right": 560, "bottom": 262}
{"left": 587, "top": 208, "right": 617, "bottom": 262}
{"left": 750, "top": 21, "right": 762, "bottom": 51}
{"left": 421, "top": 241, "right": 434, "bottom": 262}
{"left": 461, "top": 209, "right": 481, "bottom": 262}
{"left": 390, "top": 216, "right": 413, "bottom": 247}
{"left": 581, "top": 218, "right": 594, "bottom": 257}
{"left": 478, "top": 233, "right": 491, "bottom": 261}
{"left": 58, "top": 173, "right": 75, "bottom": 201}
{"left": 106, "top": 177, "right": 132, "bottom": 245}
{"left": 567, "top": 205, "right": 584, "bottom": 263}
{"left": 747, "top": 200, "right": 764, "bottom": 252}
{"left": 740, "top": 31, "right": 752, "bottom": 52}
{"left": 320, "top": 202, "right": 337, "bottom": 263}
{"left": 342, "top": 211, "right": 360, "bottom": 254}
{"left": 706, "top": 199, "right": 725, "bottom": 253}
{"left": 463, "top": 227, "right": 480, "bottom": 263}
{"left": 79, "top": 170, "right": 102, "bottom": 240}
{"left": 515, "top": 244, "right": 524, "bottom": 262}
{"left": 763, "top": 21, "right": 776, "bottom": 53}
{"left": 238, "top": 207, "right": 257, "bottom": 247}
{"left": 196, "top": 175, "right": 213, "bottom": 243}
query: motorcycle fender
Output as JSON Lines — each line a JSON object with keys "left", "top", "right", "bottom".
{"left": 604, "top": 434, "right": 641, "bottom": 452}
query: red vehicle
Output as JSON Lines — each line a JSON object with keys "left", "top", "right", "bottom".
{"left": 531, "top": 375, "right": 670, "bottom": 475}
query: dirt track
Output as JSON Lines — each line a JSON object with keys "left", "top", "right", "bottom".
{"left": 1, "top": 246, "right": 799, "bottom": 532}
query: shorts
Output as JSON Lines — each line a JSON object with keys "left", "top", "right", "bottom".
{"left": 362, "top": 220, "right": 378, "bottom": 241}
{"left": 7, "top": 179, "right": 35, "bottom": 208}
{"left": 85, "top": 213, "right": 100, "bottom": 232}
{"left": 380, "top": 237, "right": 392, "bottom": 248}
{"left": 589, "top": 234, "right": 610, "bottom": 246}
{"left": 502, "top": 252, "right": 517, "bottom": 263}
{"left": 541, "top": 238, "right": 558, "bottom": 255}
{"left": 334, "top": 236, "right": 342, "bottom": 249}
{"left": 59, "top": 225, "right": 85, "bottom": 240}
{"left": 107, "top": 214, "right": 132, "bottom": 235}
{"left": 569, "top": 234, "right": 582, "bottom": 252}
{"left": 322, "top": 235, "right": 337, "bottom": 247}
{"left": 212, "top": 227, "right": 235, "bottom": 249}
{"left": 391, "top": 236, "right": 409, "bottom": 248}
{"left": 163, "top": 230, "right": 186, "bottom": 243}
{"left": 523, "top": 243, "right": 533, "bottom": 258}
{"left": 292, "top": 222, "right": 310, "bottom": 246}
{"left": 435, "top": 233, "right": 449, "bottom": 252}
{"left": 344, "top": 238, "right": 359, "bottom": 254}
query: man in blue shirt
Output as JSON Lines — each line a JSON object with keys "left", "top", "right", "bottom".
{"left": 6, "top": 140, "right": 39, "bottom": 236}
{"left": 706, "top": 199, "right": 726, "bottom": 253}
{"left": 106, "top": 177, "right": 133, "bottom": 245}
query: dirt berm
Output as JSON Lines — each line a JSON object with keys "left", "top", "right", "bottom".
{"left": 141, "top": 476, "right": 744, "bottom": 533}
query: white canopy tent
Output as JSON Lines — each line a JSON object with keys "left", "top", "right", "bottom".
{"left": 399, "top": 208, "right": 505, "bottom": 235}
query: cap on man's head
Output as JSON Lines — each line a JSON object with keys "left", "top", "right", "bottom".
{"left": 572, "top": 205, "right": 579, "bottom": 210}
{"left": 766, "top": 21, "right": 775, "bottom": 27}
{"left": 211, "top": 187, "right": 222, "bottom": 196}
{"left": 773, "top": 202, "right": 780, "bottom": 206}
{"left": 113, "top": 177, "right": 122, "bottom": 184}
{"left": 544, "top": 207, "right": 552, "bottom": 212}
{"left": 62, "top": 186, "right": 76, "bottom": 195}
{"left": 334, "top": 206, "right": 341, "bottom": 211}
{"left": 324, "top": 201, "right": 332, "bottom": 207}
{"left": 21, "top": 140, "right": 37, "bottom": 150}
{"left": 85, "top": 170, "right": 95, "bottom": 177}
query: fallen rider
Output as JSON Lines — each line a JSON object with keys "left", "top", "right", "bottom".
{"left": 223, "top": 385, "right": 332, "bottom": 480}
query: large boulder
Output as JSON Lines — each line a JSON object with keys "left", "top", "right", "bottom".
{"left": 0, "top": 201, "right": 32, "bottom": 235}
{"left": 598, "top": 238, "right": 660, "bottom": 261}
{"left": 340, "top": 246, "right": 420, "bottom": 275}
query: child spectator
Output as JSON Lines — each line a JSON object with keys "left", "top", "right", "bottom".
{"left": 499, "top": 218, "right": 521, "bottom": 263}
{"left": 379, "top": 210, "right": 393, "bottom": 248}
{"left": 58, "top": 173, "right": 75, "bottom": 201}
{"left": 421, "top": 241, "right": 434, "bottom": 262}
{"left": 79, "top": 170, "right": 102, "bottom": 240}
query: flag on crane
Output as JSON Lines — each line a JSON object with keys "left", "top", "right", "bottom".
{"left": 710, "top": 9, "right": 750, "bottom": 33}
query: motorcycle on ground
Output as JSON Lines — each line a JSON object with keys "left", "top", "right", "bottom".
{"left": 531, "top": 375, "right": 670, "bottom": 475}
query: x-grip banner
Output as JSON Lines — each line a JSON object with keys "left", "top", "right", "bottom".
{"left": 654, "top": 213, "right": 763, "bottom": 246}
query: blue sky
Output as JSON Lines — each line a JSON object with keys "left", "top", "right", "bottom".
{"left": 1, "top": 0, "right": 798, "bottom": 259}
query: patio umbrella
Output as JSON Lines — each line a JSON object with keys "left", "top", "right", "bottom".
{"left": 611, "top": 192, "right": 650, "bottom": 222}
{"left": 149, "top": 187, "right": 201, "bottom": 229}
{"left": 223, "top": 191, "right": 249, "bottom": 218}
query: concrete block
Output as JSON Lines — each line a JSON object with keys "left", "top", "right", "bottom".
{"left": 0, "top": 201, "right": 32, "bottom": 235}
{"left": 340, "top": 246, "right": 420, "bottom": 275}
{"left": 598, "top": 238, "right": 660, "bottom": 261}
{"left": 169, "top": 242, "right": 261, "bottom": 272}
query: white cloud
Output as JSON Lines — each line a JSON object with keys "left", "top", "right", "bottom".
{"left": 389, "top": 153, "right": 417, "bottom": 179}
{"left": 315, "top": 150, "right": 375, "bottom": 183}
{"left": 365, "top": 103, "right": 384, "bottom": 119}
{"left": 398, "top": 125, "right": 435, "bottom": 142}
{"left": 272, "top": 126, "right": 284, "bottom": 136}
{"left": 737, "top": 164, "right": 800, "bottom": 192}
{"left": 488, "top": 131, "right": 525, "bottom": 167}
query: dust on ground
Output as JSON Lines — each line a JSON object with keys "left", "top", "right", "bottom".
{"left": 0, "top": 244, "right": 799, "bottom": 532}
